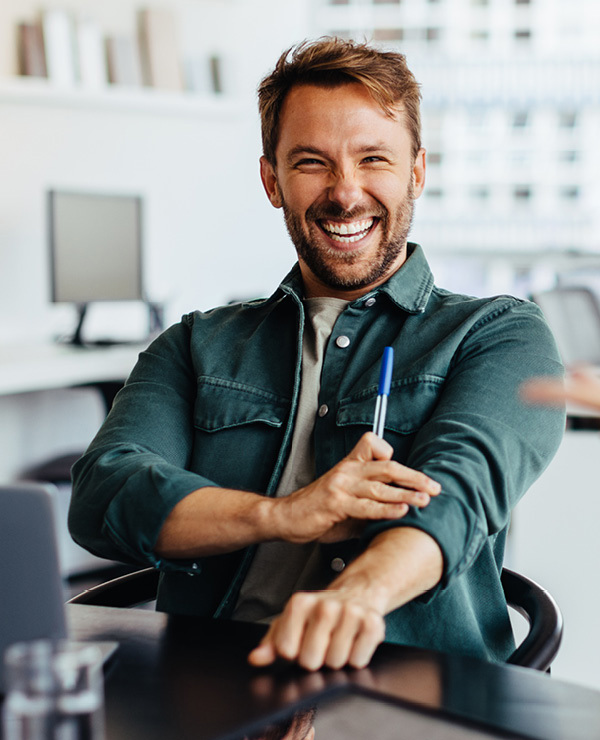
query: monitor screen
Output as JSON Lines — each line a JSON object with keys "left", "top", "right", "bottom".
{"left": 49, "top": 190, "right": 143, "bottom": 304}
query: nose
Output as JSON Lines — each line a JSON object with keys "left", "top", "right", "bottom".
{"left": 327, "top": 168, "right": 364, "bottom": 212}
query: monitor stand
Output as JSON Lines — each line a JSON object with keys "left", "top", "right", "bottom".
{"left": 70, "top": 303, "right": 89, "bottom": 347}
{"left": 65, "top": 301, "right": 163, "bottom": 348}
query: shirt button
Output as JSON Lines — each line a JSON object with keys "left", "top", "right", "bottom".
{"left": 318, "top": 404, "right": 329, "bottom": 418}
{"left": 335, "top": 335, "right": 351, "bottom": 348}
{"left": 330, "top": 557, "right": 346, "bottom": 573}
{"left": 365, "top": 297, "right": 376, "bottom": 307}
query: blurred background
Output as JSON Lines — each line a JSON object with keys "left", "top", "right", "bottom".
{"left": 1, "top": 0, "right": 600, "bottom": 692}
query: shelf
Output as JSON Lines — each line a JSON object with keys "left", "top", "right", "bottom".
{"left": 0, "top": 77, "right": 240, "bottom": 117}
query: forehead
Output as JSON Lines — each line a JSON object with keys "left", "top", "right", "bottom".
{"left": 276, "top": 82, "right": 410, "bottom": 158}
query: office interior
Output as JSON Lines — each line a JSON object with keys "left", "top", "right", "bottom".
{"left": 2, "top": 0, "right": 600, "bottom": 701}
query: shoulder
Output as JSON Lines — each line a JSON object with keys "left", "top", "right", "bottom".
{"left": 429, "top": 286, "right": 547, "bottom": 328}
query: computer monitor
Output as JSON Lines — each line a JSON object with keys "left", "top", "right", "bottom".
{"left": 48, "top": 190, "right": 144, "bottom": 345}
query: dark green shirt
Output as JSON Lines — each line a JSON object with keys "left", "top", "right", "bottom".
{"left": 70, "top": 244, "right": 565, "bottom": 662}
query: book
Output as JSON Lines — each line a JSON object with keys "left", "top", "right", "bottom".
{"left": 138, "top": 7, "right": 184, "bottom": 90}
{"left": 42, "top": 9, "right": 77, "bottom": 87}
{"left": 76, "top": 18, "right": 107, "bottom": 89}
{"left": 106, "top": 36, "right": 143, "bottom": 87}
{"left": 16, "top": 21, "right": 47, "bottom": 78}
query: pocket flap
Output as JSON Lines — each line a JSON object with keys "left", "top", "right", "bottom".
{"left": 337, "top": 376, "right": 443, "bottom": 435}
{"left": 194, "top": 376, "right": 289, "bottom": 432}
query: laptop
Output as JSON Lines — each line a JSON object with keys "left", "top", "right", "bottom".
{"left": 0, "top": 482, "right": 117, "bottom": 693}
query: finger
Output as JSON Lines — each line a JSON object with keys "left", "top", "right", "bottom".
{"left": 348, "top": 479, "right": 433, "bottom": 508}
{"left": 347, "top": 609, "right": 386, "bottom": 669}
{"left": 344, "top": 498, "right": 409, "bottom": 521}
{"left": 248, "top": 622, "right": 279, "bottom": 666}
{"left": 520, "top": 378, "right": 567, "bottom": 406}
{"left": 323, "top": 603, "right": 364, "bottom": 669}
{"left": 357, "top": 460, "right": 441, "bottom": 495}
{"left": 346, "top": 432, "right": 394, "bottom": 463}
{"left": 296, "top": 598, "right": 342, "bottom": 671}
{"left": 270, "top": 592, "right": 316, "bottom": 663}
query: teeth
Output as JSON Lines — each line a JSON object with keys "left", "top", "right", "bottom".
{"left": 321, "top": 218, "right": 374, "bottom": 236}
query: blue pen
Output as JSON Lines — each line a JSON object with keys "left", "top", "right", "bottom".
{"left": 373, "top": 346, "right": 394, "bottom": 437}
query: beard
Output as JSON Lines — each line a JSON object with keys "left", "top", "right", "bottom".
{"left": 281, "top": 181, "right": 416, "bottom": 293}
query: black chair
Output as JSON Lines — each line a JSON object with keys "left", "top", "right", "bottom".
{"left": 68, "top": 566, "right": 563, "bottom": 672}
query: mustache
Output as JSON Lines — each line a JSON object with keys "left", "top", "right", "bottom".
{"left": 305, "top": 202, "right": 388, "bottom": 222}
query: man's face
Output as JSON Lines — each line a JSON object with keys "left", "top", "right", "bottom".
{"left": 261, "top": 82, "right": 426, "bottom": 299}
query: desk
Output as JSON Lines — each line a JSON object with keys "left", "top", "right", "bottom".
{"left": 66, "top": 605, "right": 600, "bottom": 740}
{"left": 0, "top": 342, "right": 145, "bottom": 397}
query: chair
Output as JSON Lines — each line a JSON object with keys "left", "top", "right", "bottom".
{"left": 68, "top": 566, "right": 563, "bottom": 672}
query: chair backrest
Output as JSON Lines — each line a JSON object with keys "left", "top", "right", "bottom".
{"left": 68, "top": 566, "right": 159, "bottom": 608}
{"left": 69, "top": 566, "right": 563, "bottom": 672}
{"left": 501, "top": 568, "right": 563, "bottom": 672}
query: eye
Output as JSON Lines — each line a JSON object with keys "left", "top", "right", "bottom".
{"left": 361, "top": 155, "right": 387, "bottom": 165}
{"left": 294, "top": 158, "right": 327, "bottom": 170}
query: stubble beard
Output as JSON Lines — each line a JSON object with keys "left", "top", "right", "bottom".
{"left": 281, "top": 181, "right": 416, "bottom": 292}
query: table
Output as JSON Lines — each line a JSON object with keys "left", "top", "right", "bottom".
{"left": 67, "top": 605, "right": 600, "bottom": 740}
{"left": 0, "top": 342, "right": 145, "bottom": 398}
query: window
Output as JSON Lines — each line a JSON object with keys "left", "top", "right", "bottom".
{"left": 558, "top": 111, "right": 578, "bottom": 129}
{"left": 560, "top": 186, "right": 580, "bottom": 200}
{"left": 513, "top": 185, "right": 532, "bottom": 200}
{"left": 559, "top": 150, "right": 579, "bottom": 163}
{"left": 373, "top": 28, "right": 404, "bottom": 41}
{"left": 514, "top": 29, "right": 532, "bottom": 41}
{"left": 470, "top": 186, "right": 490, "bottom": 200}
{"left": 512, "top": 111, "right": 529, "bottom": 128}
{"left": 425, "top": 27, "right": 442, "bottom": 41}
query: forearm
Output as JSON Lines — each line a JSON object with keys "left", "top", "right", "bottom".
{"left": 154, "top": 486, "right": 275, "bottom": 559}
{"left": 327, "top": 526, "right": 443, "bottom": 614}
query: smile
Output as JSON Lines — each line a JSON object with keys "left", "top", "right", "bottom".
{"left": 318, "top": 218, "right": 376, "bottom": 244}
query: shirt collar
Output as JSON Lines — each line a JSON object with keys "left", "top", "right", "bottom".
{"left": 269, "top": 242, "right": 434, "bottom": 314}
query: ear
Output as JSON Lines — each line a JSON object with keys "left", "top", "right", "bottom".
{"left": 412, "top": 147, "right": 426, "bottom": 198}
{"left": 260, "top": 156, "right": 283, "bottom": 208}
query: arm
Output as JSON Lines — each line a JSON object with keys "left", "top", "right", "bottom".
{"left": 249, "top": 527, "right": 442, "bottom": 670}
{"left": 155, "top": 432, "right": 440, "bottom": 557}
{"left": 521, "top": 367, "right": 599, "bottom": 411}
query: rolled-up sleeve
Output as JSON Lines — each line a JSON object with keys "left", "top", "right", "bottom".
{"left": 69, "top": 319, "right": 219, "bottom": 568}
{"left": 361, "top": 299, "right": 565, "bottom": 596}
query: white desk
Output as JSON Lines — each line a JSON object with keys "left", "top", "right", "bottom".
{"left": 0, "top": 342, "right": 145, "bottom": 397}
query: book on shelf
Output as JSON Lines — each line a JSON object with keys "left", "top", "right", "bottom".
{"left": 106, "top": 36, "right": 143, "bottom": 87}
{"left": 76, "top": 17, "right": 107, "bottom": 90}
{"left": 16, "top": 21, "right": 47, "bottom": 78}
{"left": 42, "top": 9, "right": 77, "bottom": 87}
{"left": 138, "top": 7, "right": 184, "bottom": 91}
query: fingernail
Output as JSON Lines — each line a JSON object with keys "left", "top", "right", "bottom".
{"left": 417, "top": 493, "right": 430, "bottom": 503}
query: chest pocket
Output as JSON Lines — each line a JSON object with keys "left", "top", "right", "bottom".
{"left": 193, "top": 376, "right": 290, "bottom": 492}
{"left": 336, "top": 376, "right": 444, "bottom": 459}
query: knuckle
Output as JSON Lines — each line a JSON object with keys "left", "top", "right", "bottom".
{"left": 288, "top": 591, "right": 315, "bottom": 613}
{"left": 315, "top": 598, "right": 340, "bottom": 621}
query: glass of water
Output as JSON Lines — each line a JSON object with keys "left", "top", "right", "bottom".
{"left": 2, "top": 640, "right": 105, "bottom": 740}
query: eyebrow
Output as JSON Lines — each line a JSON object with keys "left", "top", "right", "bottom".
{"left": 285, "top": 142, "right": 397, "bottom": 166}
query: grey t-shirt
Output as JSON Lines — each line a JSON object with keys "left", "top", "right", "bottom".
{"left": 232, "top": 296, "right": 348, "bottom": 622}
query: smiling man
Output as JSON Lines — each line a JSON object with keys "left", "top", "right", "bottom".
{"left": 69, "top": 39, "right": 564, "bottom": 671}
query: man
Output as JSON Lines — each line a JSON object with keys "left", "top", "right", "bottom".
{"left": 70, "top": 38, "right": 564, "bottom": 671}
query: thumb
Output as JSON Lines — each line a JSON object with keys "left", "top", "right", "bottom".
{"left": 347, "top": 431, "right": 393, "bottom": 463}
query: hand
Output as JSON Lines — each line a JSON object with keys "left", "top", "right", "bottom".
{"left": 248, "top": 528, "right": 443, "bottom": 672}
{"left": 248, "top": 589, "right": 386, "bottom": 671}
{"left": 271, "top": 432, "right": 441, "bottom": 544}
{"left": 521, "top": 367, "right": 600, "bottom": 412}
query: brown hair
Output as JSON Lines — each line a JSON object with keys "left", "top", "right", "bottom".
{"left": 258, "top": 37, "right": 422, "bottom": 166}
